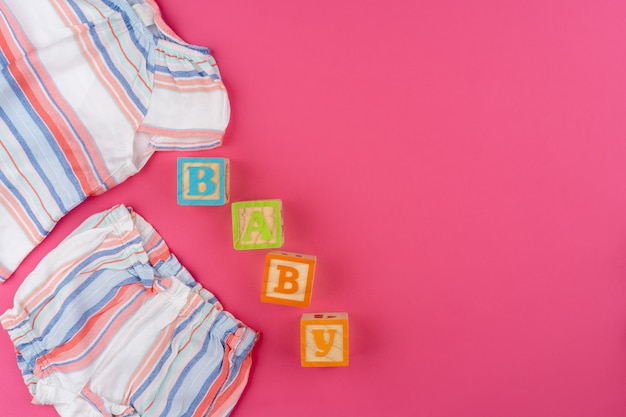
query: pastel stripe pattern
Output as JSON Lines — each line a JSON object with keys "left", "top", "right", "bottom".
{"left": 1, "top": 204, "right": 257, "bottom": 417}
{"left": 0, "top": 0, "right": 230, "bottom": 282}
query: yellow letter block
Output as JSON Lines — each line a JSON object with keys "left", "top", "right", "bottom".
{"left": 231, "top": 200, "right": 284, "bottom": 250}
{"left": 261, "top": 252, "right": 316, "bottom": 307}
{"left": 301, "top": 313, "right": 349, "bottom": 367}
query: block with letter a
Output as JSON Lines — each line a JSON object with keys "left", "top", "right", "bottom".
{"left": 231, "top": 199, "right": 284, "bottom": 250}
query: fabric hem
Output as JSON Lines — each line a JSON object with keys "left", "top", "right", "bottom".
{"left": 207, "top": 327, "right": 259, "bottom": 417}
{"left": 0, "top": 310, "right": 61, "bottom": 402}
{"left": 0, "top": 264, "right": 10, "bottom": 284}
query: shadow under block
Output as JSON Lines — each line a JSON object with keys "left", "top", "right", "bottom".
{"left": 177, "top": 157, "right": 230, "bottom": 206}
{"left": 231, "top": 200, "right": 284, "bottom": 250}
{"left": 261, "top": 252, "right": 316, "bottom": 307}
{"left": 301, "top": 313, "right": 349, "bottom": 367}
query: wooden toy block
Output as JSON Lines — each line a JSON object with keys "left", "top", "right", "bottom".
{"left": 231, "top": 200, "right": 284, "bottom": 250}
{"left": 261, "top": 251, "right": 316, "bottom": 307}
{"left": 177, "top": 157, "right": 229, "bottom": 206}
{"left": 301, "top": 312, "right": 349, "bottom": 367}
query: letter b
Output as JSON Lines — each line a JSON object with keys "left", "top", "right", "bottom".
{"left": 177, "top": 158, "right": 229, "bottom": 206}
{"left": 187, "top": 166, "right": 217, "bottom": 196}
{"left": 261, "top": 252, "right": 316, "bottom": 307}
{"left": 274, "top": 265, "right": 300, "bottom": 294}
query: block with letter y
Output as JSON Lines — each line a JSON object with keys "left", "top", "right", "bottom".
{"left": 301, "top": 312, "right": 349, "bottom": 367}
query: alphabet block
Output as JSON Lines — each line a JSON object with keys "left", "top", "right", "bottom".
{"left": 261, "top": 251, "right": 316, "bottom": 307}
{"left": 231, "top": 200, "right": 284, "bottom": 250}
{"left": 301, "top": 312, "right": 349, "bottom": 367}
{"left": 177, "top": 157, "right": 230, "bottom": 206}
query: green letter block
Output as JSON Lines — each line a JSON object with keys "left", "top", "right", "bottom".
{"left": 232, "top": 200, "right": 284, "bottom": 250}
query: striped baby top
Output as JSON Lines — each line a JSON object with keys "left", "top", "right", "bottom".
{"left": 0, "top": 0, "right": 230, "bottom": 282}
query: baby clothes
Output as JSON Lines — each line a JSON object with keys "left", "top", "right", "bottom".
{"left": 0, "top": 0, "right": 230, "bottom": 282}
{"left": 1, "top": 204, "right": 257, "bottom": 417}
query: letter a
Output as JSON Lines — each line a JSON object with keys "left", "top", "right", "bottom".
{"left": 312, "top": 329, "right": 337, "bottom": 357}
{"left": 242, "top": 211, "right": 274, "bottom": 243}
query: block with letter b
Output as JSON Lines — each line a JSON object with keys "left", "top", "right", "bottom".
{"left": 261, "top": 251, "right": 316, "bottom": 307}
{"left": 301, "top": 312, "right": 349, "bottom": 367}
{"left": 231, "top": 199, "right": 284, "bottom": 250}
{"left": 177, "top": 157, "right": 230, "bottom": 206}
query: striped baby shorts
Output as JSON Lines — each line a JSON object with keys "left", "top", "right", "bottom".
{"left": 1, "top": 204, "right": 257, "bottom": 417}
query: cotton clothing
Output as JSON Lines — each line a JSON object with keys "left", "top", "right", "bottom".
{"left": 0, "top": 0, "right": 230, "bottom": 282}
{"left": 1, "top": 204, "right": 257, "bottom": 417}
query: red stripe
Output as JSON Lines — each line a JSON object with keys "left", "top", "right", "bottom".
{"left": 209, "top": 354, "right": 254, "bottom": 416}
{"left": 191, "top": 336, "right": 234, "bottom": 417}
{"left": 85, "top": 0, "right": 152, "bottom": 92}
{"left": 51, "top": 0, "right": 144, "bottom": 126}
{"left": 0, "top": 4, "right": 107, "bottom": 195}
{"left": 34, "top": 283, "right": 149, "bottom": 376}
{"left": 0, "top": 140, "right": 57, "bottom": 224}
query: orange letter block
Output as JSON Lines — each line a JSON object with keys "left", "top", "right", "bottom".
{"left": 300, "top": 313, "right": 349, "bottom": 367}
{"left": 261, "top": 251, "right": 316, "bottom": 307}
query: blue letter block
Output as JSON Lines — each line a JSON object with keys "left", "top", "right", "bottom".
{"left": 177, "top": 157, "right": 229, "bottom": 206}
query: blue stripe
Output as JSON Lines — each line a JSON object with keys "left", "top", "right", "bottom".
{"left": 24, "top": 72, "right": 110, "bottom": 192}
{"left": 168, "top": 316, "right": 238, "bottom": 417}
{"left": 0, "top": 168, "right": 48, "bottom": 236}
{"left": 66, "top": 0, "right": 148, "bottom": 114}
{"left": 15, "top": 268, "right": 128, "bottom": 356}
{"left": 155, "top": 65, "right": 212, "bottom": 79}
{"left": 50, "top": 281, "right": 143, "bottom": 369}
{"left": 0, "top": 63, "right": 86, "bottom": 203}
{"left": 111, "top": 0, "right": 158, "bottom": 73}
{"left": 0, "top": 47, "right": 9, "bottom": 68}
{"left": 32, "top": 85, "right": 110, "bottom": 191}
{"left": 16, "top": 236, "right": 146, "bottom": 354}
{"left": 55, "top": 273, "right": 134, "bottom": 346}
{"left": 0, "top": 9, "right": 108, "bottom": 192}
{"left": 219, "top": 328, "right": 255, "bottom": 389}
{"left": 161, "top": 323, "right": 219, "bottom": 416}
{"left": 82, "top": 394, "right": 102, "bottom": 413}
{"left": 100, "top": 0, "right": 155, "bottom": 61}
{"left": 16, "top": 273, "right": 140, "bottom": 367}
{"left": 0, "top": 98, "right": 75, "bottom": 213}
{"left": 16, "top": 355, "right": 35, "bottom": 379}
{"left": 31, "top": 235, "right": 145, "bottom": 318}
{"left": 2, "top": 316, "right": 30, "bottom": 333}
{"left": 129, "top": 303, "right": 205, "bottom": 404}
{"left": 182, "top": 351, "right": 227, "bottom": 416}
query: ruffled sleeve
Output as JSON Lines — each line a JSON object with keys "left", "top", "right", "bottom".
{"left": 138, "top": 43, "right": 230, "bottom": 152}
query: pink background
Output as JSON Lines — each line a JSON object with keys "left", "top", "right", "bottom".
{"left": 2, "top": 0, "right": 626, "bottom": 415}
